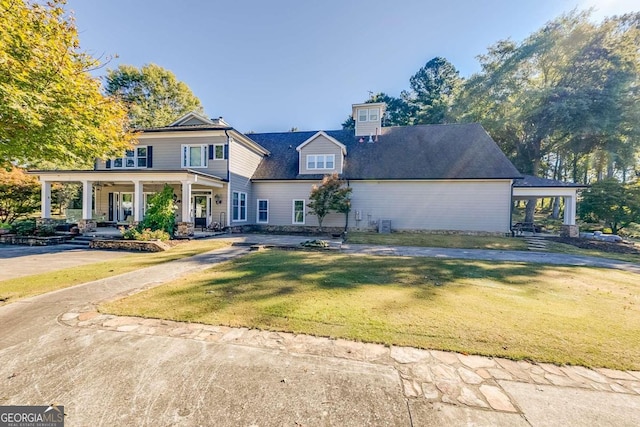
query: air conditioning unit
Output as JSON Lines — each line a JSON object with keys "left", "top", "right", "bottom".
{"left": 378, "top": 219, "right": 391, "bottom": 234}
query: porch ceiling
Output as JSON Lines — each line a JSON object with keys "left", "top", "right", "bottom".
{"left": 30, "top": 170, "right": 225, "bottom": 188}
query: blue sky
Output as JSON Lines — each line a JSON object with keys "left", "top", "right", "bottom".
{"left": 66, "top": 0, "right": 638, "bottom": 133}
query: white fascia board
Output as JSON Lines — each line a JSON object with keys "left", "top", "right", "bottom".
{"left": 296, "top": 131, "right": 347, "bottom": 155}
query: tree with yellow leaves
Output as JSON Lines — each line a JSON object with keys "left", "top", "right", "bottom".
{"left": 0, "top": 0, "right": 135, "bottom": 168}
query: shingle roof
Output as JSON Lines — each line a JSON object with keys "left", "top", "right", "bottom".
{"left": 249, "top": 124, "right": 522, "bottom": 181}
{"left": 514, "top": 175, "right": 588, "bottom": 188}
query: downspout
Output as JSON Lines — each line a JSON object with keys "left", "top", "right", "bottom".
{"left": 224, "top": 129, "right": 231, "bottom": 229}
{"left": 509, "top": 179, "right": 515, "bottom": 237}
{"left": 344, "top": 179, "right": 351, "bottom": 238}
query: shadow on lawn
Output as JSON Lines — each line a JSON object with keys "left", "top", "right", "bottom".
{"left": 189, "top": 250, "right": 558, "bottom": 307}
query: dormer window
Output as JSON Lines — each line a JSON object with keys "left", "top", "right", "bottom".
{"left": 307, "top": 154, "right": 335, "bottom": 170}
{"left": 358, "top": 109, "right": 368, "bottom": 122}
{"left": 368, "top": 108, "right": 379, "bottom": 121}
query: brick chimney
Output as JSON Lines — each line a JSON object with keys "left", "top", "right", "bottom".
{"left": 352, "top": 102, "right": 386, "bottom": 137}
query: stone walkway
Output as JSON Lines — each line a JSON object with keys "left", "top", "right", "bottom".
{"left": 60, "top": 310, "right": 640, "bottom": 415}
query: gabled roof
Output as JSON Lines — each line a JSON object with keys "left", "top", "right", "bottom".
{"left": 143, "top": 111, "right": 232, "bottom": 132}
{"left": 296, "top": 131, "right": 347, "bottom": 155}
{"left": 250, "top": 124, "right": 522, "bottom": 181}
{"left": 170, "top": 111, "right": 215, "bottom": 126}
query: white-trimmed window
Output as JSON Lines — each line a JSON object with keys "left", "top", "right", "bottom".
{"left": 257, "top": 199, "right": 269, "bottom": 223}
{"left": 213, "top": 144, "right": 225, "bottom": 160}
{"left": 232, "top": 191, "right": 247, "bottom": 222}
{"left": 113, "top": 146, "right": 147, "bottom": 168}
{"left": 292, "top": 199, "right": 305, "bottom": 224}
{"left": 182, "top": 144, "right": 208, "bottom": 168}
{"left": 357, "top": 108, "right": 380, "bottom": 122}
{"left": 306, "top": 154, "right": 335, "bottom": 170}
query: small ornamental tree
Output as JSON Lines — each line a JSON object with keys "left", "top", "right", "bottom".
{"left": 307, "top": 174, "right": 352, "bottom": 232}
{"left": 137, "top": 184, "right": 176, "bottom": 236}
{"left": 578, "top": 179, "right": 640, "bottom": 235}
{"left": 0, "top": 167, "right": 41, "bottom": 224}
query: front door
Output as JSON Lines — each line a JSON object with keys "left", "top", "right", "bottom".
{"left": 118, "top": 193, "right": 134, "bottom": 222}
{"left": 193, "top": 194, "right": 210, "bottom": 229}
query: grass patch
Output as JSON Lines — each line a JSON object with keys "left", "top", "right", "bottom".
{"left": 347, "top": 232, "right": 528, "bottom": 250}
{"left": 0, "top": 239, "right": 229, "bottom": 305}
{"left": 102, "top": 250, "right": 640, "bottom": 370}
{"left": 544, "top": 241, "right": 640, "bottom": 263}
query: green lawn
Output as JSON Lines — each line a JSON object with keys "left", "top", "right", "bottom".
{"left": 0, "top": 240, "right": 229, "bottom": 305}
{"left": 347, "top": 232, "right": 529, "bottom": 250}
{"left": 102, "top": 250, "right": 640, "bottom": 370}
{"left": 347, "top": 231, "right": 640, "bottom": 263}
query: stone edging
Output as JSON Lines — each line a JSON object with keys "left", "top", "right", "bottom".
{"left": 60, "top": 311, "right": 640, "bottom": 414}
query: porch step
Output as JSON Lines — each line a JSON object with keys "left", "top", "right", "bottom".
{"left": 66, "top": 236, "right": 94, "bottom": 246}
{"left": 524, "top": 237, "right": 549, "bottom": 252}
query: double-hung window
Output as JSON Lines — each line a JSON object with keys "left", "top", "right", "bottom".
{"left": 306, "top": 154, "right": 335, "bottom": 170}
{"left": 232, "top": 191, "right": 247, "bottom": 222}
{"left": 213, "top": 144, "right": 225, "bottom": 160}
{"left": 182, "top": 144, "right": 208, "bottom": 168}
{"left": 257, "top": 199, "right": 269, "bottom": 223}
{"left": 112, "top": 146, "right": 147, "bottom": 168}
{"left": 292, "top": 200, "right": 305, "bottom": 224}
{"left": 357, "top": 108, "right": 380, "bottom": 122}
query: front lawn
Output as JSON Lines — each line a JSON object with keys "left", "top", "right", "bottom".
{"left": 0, "top": 239, "right": 229, "bottom": 305}
{"left": 101, "top": 250, "right": 640, "bottom": 370}
{"left": 347, "top": 232, "right": 528, "bottom": 250}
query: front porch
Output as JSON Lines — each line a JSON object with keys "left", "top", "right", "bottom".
{"left": 32, "top": 170, "right": 228, "bottom": 237}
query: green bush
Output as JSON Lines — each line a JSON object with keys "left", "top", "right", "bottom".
{"left": 0, "top": 222, "right": 11, "bottom": 230}
{"left": 137, "top": 184, "right": 176, "bottom": 236}
{"left": 121, "top": 227, "right": 170, "bottom": 241}
{"left": 12, "top": 219, "right": 36, "bottom": 236}
{"left": 34, "top": 224, "right": 56, "bottom": 236}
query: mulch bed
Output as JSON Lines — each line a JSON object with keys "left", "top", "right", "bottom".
{"left": 548, "top": 237, "right": 640, "bottom": 255}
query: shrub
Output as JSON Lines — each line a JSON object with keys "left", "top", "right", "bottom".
{"left": 121, "top": 227, "right": 170, "bottom": 241}
{"left": 137, "top": 184, "right": 176, "bottom": 236}
{"left": 12, "top": 219, "right": 36, "bottom": 236}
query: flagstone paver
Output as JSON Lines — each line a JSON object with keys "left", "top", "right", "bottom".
{"left": 59, "top": 310, "right": 640, "bottom": 414}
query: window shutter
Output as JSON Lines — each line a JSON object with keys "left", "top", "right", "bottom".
{"left": 106, "top": 159, "right": 111, "bottom": 169}
{"left": 224, "top": 145, "right": 229, "bottom": 160}
{"left": 108, "top": 193, "right": 114, "bottom": 221}
{"left": 146, "top": 146, "right": 153, "bottom": 168}
{"left": 208, "top": 144, "right": 214, "bottom": 160}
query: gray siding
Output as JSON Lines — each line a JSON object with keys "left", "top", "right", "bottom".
{"left": 298, "top": 135, "right": 344, "bottom": 175}
{"left": 252, "top": 180, "right": 512, "bottom": 232}
{"left": 228, "top": 139, "right": 265, "bottom": 225}
{"left": 253, "top": 181, "right": 345, "bottom": 227}
{"left": 348, "top": 180, "right": 512, "bottom": 232}
{"left": 96, "top": 134, "right": 229, "bottom": 179}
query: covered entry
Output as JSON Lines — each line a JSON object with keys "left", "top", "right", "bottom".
{"left": 32, "top": 169, "right": 226, "bottom": 235}
{"left": 512, "top": 175, "right": 588, "bottom": 237}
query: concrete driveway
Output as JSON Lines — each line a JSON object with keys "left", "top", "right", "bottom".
{"left": 1, "top": 239, "right": 639, "bottom": 425}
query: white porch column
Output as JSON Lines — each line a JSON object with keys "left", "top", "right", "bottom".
{"left": 133, "top": 180, "right": 144, "bottom": 222}
{"left": 40, "top": 180, "right": 52, "bottom": 219}
{"left": 564, "top": 195, "right": 576, "bottom": 225}
{"left": 81, "top": 180, "right": 93, "bottom": 220}
{"left": 181, "top": 181, "right": 192, "bottom": 222}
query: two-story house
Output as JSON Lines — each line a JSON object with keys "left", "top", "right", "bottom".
{"left": 32, "top": 103, "right": 583, "bottom": 236}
